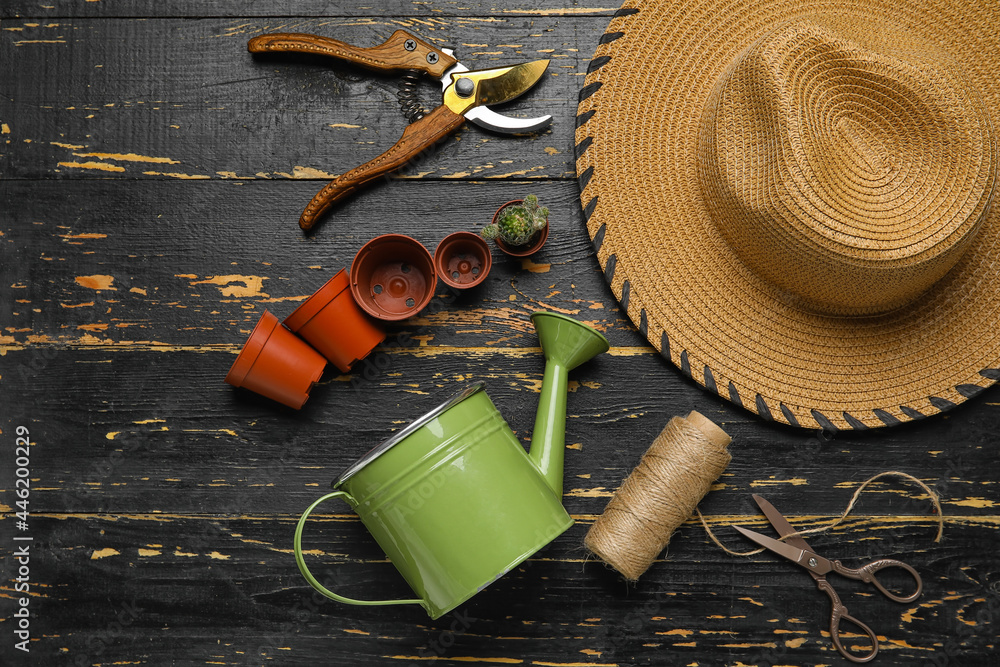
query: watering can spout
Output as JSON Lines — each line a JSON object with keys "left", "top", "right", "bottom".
{"left": 528, "top": 312, "right": 610, "bottom": 499}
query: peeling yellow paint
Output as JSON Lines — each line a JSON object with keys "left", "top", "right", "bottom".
{"left": 749, "top": 477, "right": 809, "bottom": 487}
{"left": 188, "top": 275, "right": 269, "bottom": 299}
{"left": 58, "top": 161, "right": 125, "bottom": 173}
{"left": 273, "top": 165, "right": 338, "bottom": 179}
{"left": 138, "top": 548, "right": 161, "bottom": 557}
{"left": 59, "top": 233, "right": 107, "bottom": 240}
{"left": 75, "top": 275, "right": 116, "bottom": 291}
{"left": 73, "top": 151, "right": 179, "bottom": 164}
{"left": 328, "top": 123, "right": 362, "bottom": 129}
{"left": 2, "top": 124, "right": 10, "bottom": 133}
{"left": 106, "top": 431, "right": 119, "bottom": 440}
{"left": 91, "top": 548, "right": 120, "bottom": 560}
{"left": 520, "top": 258, "right": 551, "bottom": 273}
{"left": 207, "top": 551, "right": 230, "bottom": 560}
{"left": 142, "top": 171, "right": 210, "bottom": 179}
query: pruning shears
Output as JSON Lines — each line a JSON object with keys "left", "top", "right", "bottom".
{"left": 248, "top": 30, "right": 551, "bottom": 231}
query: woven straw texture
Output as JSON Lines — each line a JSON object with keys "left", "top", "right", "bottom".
{"left": 576, "top": 0, "right": 1000, "bottom": 430}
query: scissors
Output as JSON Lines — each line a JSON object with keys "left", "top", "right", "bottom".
{"left": 734, "top": 494, "right": 922, "bottom": 663}
{"left": 248, "top": 31, "right": 551, "bottom": 231}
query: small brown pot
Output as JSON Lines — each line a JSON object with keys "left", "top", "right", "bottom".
{"left": 491, "top": 199, "right": 550, "bottom": 257}
{"left": 434, "top": 231, "right": 493, "bottom": 289}
{"left": 225, "top": 310, "right": 326, "bottom": 410}
{"left": 284, "top": 269, "right": 386, "bottom": 373}
{"left": 350, "top": 234, "right": 436, "bottom": 321}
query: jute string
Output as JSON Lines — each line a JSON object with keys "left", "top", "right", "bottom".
{"left": 584, "top": 411, "right": 732, "bottom": 580}
{"left": 585, "top": 412, "right": 946, "bottom": 580}
{"left": 699, "top": 470, "right": 944, "bottom": 556}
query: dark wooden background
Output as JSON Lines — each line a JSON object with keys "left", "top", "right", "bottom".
{"left": 1, "top": 2, "right": 997, "bottom": 665}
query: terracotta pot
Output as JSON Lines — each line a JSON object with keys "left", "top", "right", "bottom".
{"left": 491, "top": 199, "right": 550, "bottom": 257}
{"left": 284, "top": 269, "right": 386, "bottom": 373}
{"left": 434, "top": 231, "right": 492, "bottom": 289}
{"left": 225, "top": 310, "right": 326, "bottom": 409}
{"left": 350, "top": 234, "right": 436, "bottom": 321}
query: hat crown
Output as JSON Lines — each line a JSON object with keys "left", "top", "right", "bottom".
{"left": 699, "top": 19, "right": 996, "bottom": 314}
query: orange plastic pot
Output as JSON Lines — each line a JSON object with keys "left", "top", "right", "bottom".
{"left": 434, "top": 231, "right": 492, "bottom": 289}
{"left": 225, "top": 310, "right": 326, "bottom": 409}
{"left": 350, "top": 234, "right": 436, "bottom": 321}
{"left": 492, "top": 200, "right": 550, "bottom": 257}
{"left": 284, "top": 269, "right": 386, "bottom": 373}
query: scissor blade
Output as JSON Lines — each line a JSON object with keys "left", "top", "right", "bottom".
{"left": 439, "top": 55, "right": 551, "bottom": 132}
{"left": 465, "top": 104, "right": 552, "bottom": 133}
{"left": 442, "top": 60, "right": 550, "bottom": 122}
{"left": 470, "top": 59, "right": 549, "bottom": 108}
{"left": 733, "top": 526, "right": 833, "bottom": 575}
{"left": 752, "top": 494, "right": 815, "bottom": 553}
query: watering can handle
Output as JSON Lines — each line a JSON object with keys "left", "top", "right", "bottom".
{"left": 294, "top": 491, "right": 427, "bottom": 609}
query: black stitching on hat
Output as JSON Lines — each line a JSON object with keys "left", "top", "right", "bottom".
{"left": 578, "top": 165, "right": 594, "bottom": 191}
{"left": 576, "top": 109, "right": 596, "bottom": 128}
{"left": 728, "top": 381, "right": 743, "bottom": 408}
{"left": 575, "top": 136, "right": 593, "bottom": 160}
{"left": 660, "top": 331, "right": 671, "bottom": 362}
{"left": 779, "top": 403, "right": 799, "bottom": 427}
{"left": 599, "top": 32, "right": 624, "bottom": 45}
{"left": 583, "top": 196, "right": 599, "bottom": 224}
{"left": 704, "top": 365, "right": 717, "bottom": 394}
{"left": 755, "top": 394, "right": 773, "bottom": 421}
{"left": 956, "top": 384, "right": 985, "bottom": 398}
{"left": 900, "top": 405, "right": 924, "bottom": 419}
{"left": 620, "top": 279, "right": 630, "bottom": 312}
{"left": 587, "top": 56, "right": 611, "bottom": 74}
{"left": 579, "top": 81, "right": 603, "bottom": 102}
{"left": 873, "top": 409, "right": 900, "bottom": 426}
{"left": 810, "top": 409, "right": 837, "bottom": 433}
{"left": 638, "top": 308, "right": 647, "bottom": 336}
{"left": 929, "top": 396, "right": 956, "bottom": 411}
{"left": 980, "top": 368, "right": 1000, "bottom": 380}
{"left": 604, "top": 253, "right": 617, "bottom": 283}
{"left": 613, "top": 7, "right": 640, "bottom": 18}
{"left": 680, "top": 349, "right": 691, "bottom": 377}
{"left": 842, "top": 412, "right": 868, "bottom": 430}
{"left": 592, "top": 221, "right": 606, "bottom": 251}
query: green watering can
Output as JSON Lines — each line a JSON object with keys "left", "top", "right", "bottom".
{"left": 294, "top": 311, "right": 609, "bottom": 619}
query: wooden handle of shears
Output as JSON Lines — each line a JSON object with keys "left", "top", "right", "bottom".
{"left": 247, "top": 30, "right": 458, "bottom": 78}
{"left": 299, "top": 104, "right": 465, "bottom": 231}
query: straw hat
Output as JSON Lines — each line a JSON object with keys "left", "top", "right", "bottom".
{"left": 576, "top": 1, "right": 1000, "bottom": 430}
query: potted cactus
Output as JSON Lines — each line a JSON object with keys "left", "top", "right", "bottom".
{"left": 482, "top": 194, "right": 550, "bottom": 256}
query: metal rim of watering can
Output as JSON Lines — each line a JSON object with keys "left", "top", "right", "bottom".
{"left": 333, "top": 381, "right": 487, "bottom": 488}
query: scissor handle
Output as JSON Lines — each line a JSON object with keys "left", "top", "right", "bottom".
{"left": 300, "top": 103, "right": 465, "bottom": 230}
{"left": 248, "top": 30, "right": 457, "bottom": 78}
{"left": 832, "top": 558, "right": 923, "bottom": 603}
{"left": 817, "top": 578, "right": 880, "bottom": 663}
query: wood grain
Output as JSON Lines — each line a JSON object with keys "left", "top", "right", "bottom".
{"left": 1, "top": 3, "right": 998, "bottom": 666}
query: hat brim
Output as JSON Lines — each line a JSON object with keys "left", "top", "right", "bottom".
{"left": 575, "top": 1, "right": 1000, "bottom": 430}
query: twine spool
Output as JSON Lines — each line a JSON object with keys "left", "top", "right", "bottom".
{"left": 585, "top": 411, "right": 732, "bottom": 580}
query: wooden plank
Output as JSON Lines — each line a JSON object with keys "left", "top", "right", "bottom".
{"left": 0, "top": 179, "right": 645, "bottom": 348}
{"left": 1, "top": 1, "right": 624, "bottom": 19}
{"left": 4, "top": 513, "right": 997, "bottom": 664}
{"left": 3, "top": 346, "right": 998, "bottom": 516}
{"left": 1, "top": 16, "right": 596, "bottom": 181}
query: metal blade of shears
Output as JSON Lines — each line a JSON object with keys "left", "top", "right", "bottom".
{"left": 752, "top": 494, "right": 815, "bottom": 553}
{"left": 439, "top": 54, "right": 552, "bottom": 133}
{"left": 733, "top": 526, "right": 835, "bottom": 576}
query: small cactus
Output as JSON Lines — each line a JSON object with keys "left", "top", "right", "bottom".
{"left": 482, "top": 195, "right": 549, "bottom": 247}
